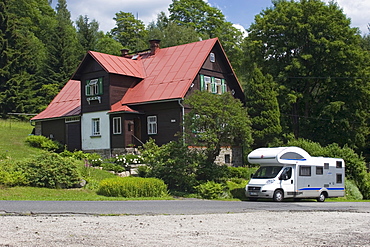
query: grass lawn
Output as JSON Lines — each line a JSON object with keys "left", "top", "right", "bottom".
{"left": 0, "top": 119, "right": 42, "bottom": 159}
{"left": 0, "top": 186, "right": 173, "bottom": 201}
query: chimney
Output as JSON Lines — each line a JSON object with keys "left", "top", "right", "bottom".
{"left": 120, "top": 49, "right": 129, "bottom": 57}
{"left": 149, "top": 39, "right": 161, "bottom": 55}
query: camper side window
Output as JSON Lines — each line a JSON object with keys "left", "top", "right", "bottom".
{"left": 336, "top": 174, "right": 343, "bottom": 183}
{"left": 316, "top": 166, "right": 323, "bottom": 175}
{"left": 299, "top": 166, "right": 311, "bottom": 176}
{"left": 336, "top": 161, "right": 343, "bottom": 168}
{"left": 324, "top": 163, "right": 329, "bottom": 169}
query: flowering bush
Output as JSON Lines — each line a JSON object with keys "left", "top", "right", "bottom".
{"left": 113, "top": 154, "right": 142, "bottom": 168}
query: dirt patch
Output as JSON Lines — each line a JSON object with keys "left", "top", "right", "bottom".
{"left": 1, "top": 211, "right": 369, "bottom": 246}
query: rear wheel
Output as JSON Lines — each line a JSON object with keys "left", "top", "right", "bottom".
{"left": 273, "top": 190, "right": 284, "bottom": 202}
{"left": 317, "top": 192, "right": 326, "bottom": 202}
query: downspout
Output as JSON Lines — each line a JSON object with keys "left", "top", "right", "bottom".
{"left": 178, "top": 98, "right": 185, "bottom": 145}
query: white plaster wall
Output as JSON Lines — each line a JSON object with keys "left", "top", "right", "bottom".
{"left": 81, "top": 111, "right": 110, "bottom": 150}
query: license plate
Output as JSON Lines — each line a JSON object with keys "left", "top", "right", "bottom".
{"left": 249, "top": 192, "right": 257, "bottom": 196}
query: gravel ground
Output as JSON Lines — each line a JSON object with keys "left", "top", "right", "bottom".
{"left": 1, "top": 211, "right": 370, "bottom": 246}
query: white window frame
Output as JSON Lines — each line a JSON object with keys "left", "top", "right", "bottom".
{"left": 92, "top": 118, "right": 100, "bottom": 136}
{"left": 112, "top": 117, "right": 121, "bottom": 134}
{"left": 215, "top": 78, "right": 222, "bottom": 94}
{"left": 147, "top": 116, "right": 157, "bottom": 135}
{"left": 204, "top": 76, "right": 212, "bottom": 93}
{"left": 210, "top": 52, "right": 215, "bottom": 62}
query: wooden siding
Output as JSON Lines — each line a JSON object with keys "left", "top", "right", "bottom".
{"left": 41, "top": 119, "right": 66, "bottom": 144}
{"left": 129, "top": 101, "right": 182, "bottom": 146}
{"left": 80, "top": 59, "right": 111, "bottom": 113}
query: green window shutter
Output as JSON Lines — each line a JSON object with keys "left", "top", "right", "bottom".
{"left": 222, "top": 79, "right": 226, "bottom": 93}
{"left": 98, "top": 77, "right": 103, "bottom": 95}
{"left": 85, "top": 80, "right": 91, "bottom": 96}
{"left": 200, "top": 74, "right": 205, "bottom": 91}
{"left": 211, "top": 77, "right": 216, "bottom": 93}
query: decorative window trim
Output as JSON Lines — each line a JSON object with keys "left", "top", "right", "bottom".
{"left": 91, "top": 118, "right": 101, "bottom": 137}
{"left": 112, "top": 117, "right": 122, "bottom": 135}
{"left": 86, "top": 78, "right": 103, "bottom": 103}
{"left": 147, "top": 116, "right": 157, "bottom": 135}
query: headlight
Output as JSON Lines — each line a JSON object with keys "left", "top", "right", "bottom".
{"left": 266, "top": 179, "right": 275, "bottom": 185}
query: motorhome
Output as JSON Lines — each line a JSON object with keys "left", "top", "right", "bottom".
{"left": 245, "top": 147, "right": 345, "bottom": 202}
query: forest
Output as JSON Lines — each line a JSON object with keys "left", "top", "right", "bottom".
{"left": 1, "top": 0, "right": 370, "bottom": 160}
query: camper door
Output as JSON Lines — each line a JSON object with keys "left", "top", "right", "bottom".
{"left": 279, "top": 166, "right": 295, "bottom": 195}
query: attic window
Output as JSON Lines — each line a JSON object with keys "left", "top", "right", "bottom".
{"left": 210, "top": 52, "right": 215, "bottom": 62}
{"left": 200, "top": 74, "right": 227, "bottom": 95}
{"left": 86, "top": 78, "right": 103, "bottom": 96}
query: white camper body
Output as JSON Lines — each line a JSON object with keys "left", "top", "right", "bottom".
{"left": 245, "top": 147, "right": 345, "bottom": 202}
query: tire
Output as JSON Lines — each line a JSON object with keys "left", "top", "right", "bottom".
{"left": 273, "top": 190, "right": 284, "bottom": 202}
{"left": 317, "top": 192, "right": 326, "bottom": 202}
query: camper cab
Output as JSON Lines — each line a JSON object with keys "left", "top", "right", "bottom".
{"left": 245, "top": 147, "right": 345, "bottom": 202}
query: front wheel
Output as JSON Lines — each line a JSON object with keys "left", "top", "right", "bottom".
{"left": 273, "top": 190, "right": 284, "bottom": 202}
{"left": 317, "top": 192, "right": 326, "bottom": 202}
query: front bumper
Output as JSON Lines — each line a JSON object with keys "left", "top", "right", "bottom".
{"left": 245, "top": 187, "right": 274, "bottom": 199}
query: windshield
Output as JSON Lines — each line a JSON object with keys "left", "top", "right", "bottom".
{"left": 252, "top": 166, "right": 283, "bottom": 179}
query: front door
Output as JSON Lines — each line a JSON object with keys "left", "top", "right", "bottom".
{"left": 124, "top": 120, "right": 134, "bottom": 147}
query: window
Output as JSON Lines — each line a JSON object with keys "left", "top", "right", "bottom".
{"left": 336, "top": 161, "right": 343, "bottom": 168}
{"left": 225, "top": 154, "right": 231, "bottom": 164}
{"left": 86, "top": 78, "right": 103, "bottom": 96}
{"left": 112, "top": 117, "right": 121, "bottom": 134}
{"left": 92, "top": 118, "right": 100, "bottom": 136}
{"left": 299, "top": 166, "right": 311, "bottom": 176}
{"left": 336, "top": 173, "right": 343, "bottom": 183}
{"left": 210, "top": 52, "right": 215, "bottom": 62}
{"left": 204, "top": 76, "right": 212, "bottom": 92}
{"left": 199, "top": 74, "right": 227, "bottom": 95}
{"left": 324, "top": 163, "right": 329, "bottom": 169}
{"left": 316, "top": 166, "right": 323, "bottom": 175}
{"left": 147, "top": 116, "right": 157, "bottom": 135}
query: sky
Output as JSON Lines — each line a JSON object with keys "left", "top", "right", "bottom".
{"left": 52, "top": 0, "right": 370, "bottom": 36}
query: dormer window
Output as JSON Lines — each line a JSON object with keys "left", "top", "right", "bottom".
{"left": 210, "top": 52, "right": 215, "bottom": 62}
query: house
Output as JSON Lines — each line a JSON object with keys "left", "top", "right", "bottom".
{"left": 31, "top": 38, "right": 245, "bottom": 165}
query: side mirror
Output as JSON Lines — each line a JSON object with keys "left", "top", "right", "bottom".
{"left": 280, "top": 174, "right": 288, "bottom": 180}
{"left": 250, "top": 173, "right": 254, "bottom": 179}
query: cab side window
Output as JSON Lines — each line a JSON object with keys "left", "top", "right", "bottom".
{"left": 281, "top": 167, "right": 292, "bottom": 180}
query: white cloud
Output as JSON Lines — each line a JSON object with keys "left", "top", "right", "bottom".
{"left": 66, "top": 0, "right": 172, "bottom": 32}
{"left": 323, "top": 0, "right": 370, "bottom": 35}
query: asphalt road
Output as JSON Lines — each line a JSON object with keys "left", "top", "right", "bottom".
{"left": 1, "top": 200, "right": 369, "bottom": 215}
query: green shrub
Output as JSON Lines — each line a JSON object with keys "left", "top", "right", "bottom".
{"left": 227, "top": 166, "right": 258, "bottom": 179}
{"left": 195, "top": 181, "right": 225, "bottom": 199}
{"left": 97, "top": 177, "right": 168, "bottom": 197}
{"left": 25, "top": 135, "right": 63, "bottom": 152}
{"left": 346, "top": 179, "right": 363, "bottom": 200}
{"left": 226, "top": 180, "right": 248, "bottom": 200}
{"left": 19, "top": 152, "right": 81, "bottom": 189}
{"left": 137, "top": 165, "right": 150, "bottom": 178}
{"left": 101, "top": 162, "right": 125, "bottom": 173}
{"left": 0, "top": 159, "right": 29, "bottom": 187}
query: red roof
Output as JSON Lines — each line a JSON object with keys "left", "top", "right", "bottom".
{"left": 88, "top": 51, "right": 145, "bottom": 78}
{"left": 31, "top": 80, "right": 81, "bottom": 121}
{"left": 110, "top": 101, "right": 140, "bottom": 113}
{"left": 118, "top": 38, "right": 218, "bottom": 105}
